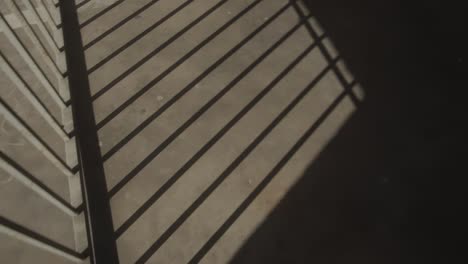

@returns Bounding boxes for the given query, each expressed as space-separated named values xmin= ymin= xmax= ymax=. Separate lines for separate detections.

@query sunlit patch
xmin=0 ymin=0 xmax=366 ymax=263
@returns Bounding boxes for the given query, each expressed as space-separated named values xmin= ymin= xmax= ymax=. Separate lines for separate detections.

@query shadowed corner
xmin=226 ymin=0 xmax=467 ymax=263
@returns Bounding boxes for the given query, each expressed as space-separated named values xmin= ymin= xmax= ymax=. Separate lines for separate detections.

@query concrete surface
xmin=1 ymin=0 xmax=360 ymax=263
xmin=78 ymin=0 xmax=359 ymax=263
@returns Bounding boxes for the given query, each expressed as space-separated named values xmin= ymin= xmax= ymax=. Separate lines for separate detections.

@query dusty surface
xmin=78 ymin=0 xmax=358 ymax=263
xmin=1 ymin=0 xmax=359 ymax=263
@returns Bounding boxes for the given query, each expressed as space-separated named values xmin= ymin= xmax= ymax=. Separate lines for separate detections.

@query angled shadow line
xmin=87 ymin=0 xmax=196 ymax=75
xmin=26 ymin=0 xmax=63 ymax=51
xmin=79 ymin=0 xmax=126 ymax=28
xmin=0 ymin=215 xmax=86 ymax=260
xmin=76 ymin=0 xmax=91 ymax=9
xmin=188 ymin=82 xmax=357 ymax=264
xmin=0 ymin=151 xmax=81 ymax=214
xmin=99 ymin=1 xmax=289 ymax=160
xmin=134 ymin=54 xmax=340 ymax=264
xmin=113 ymin=25 xmax=321 ymax=239
xmin=7 ymin=1 xmax=66 ymax=76
xmin=82 ymin=0 xmax=162 ymax=50
xmin=290 ymin=0 xmax=360 ymax=106
xmin=0 ymin=15 xmax=65 ymax=103
xmin=0 ymin=52 xmax=66 ymax=134
xmin=107 ymin=16 xmax=304 ymax=207
xmin=89 ymin=0 xmax=227 ymax=101
xmin=0 ymin=98 xmax=74 ymax=182
xmin=39 ymin=0 xmax=62 ymax=28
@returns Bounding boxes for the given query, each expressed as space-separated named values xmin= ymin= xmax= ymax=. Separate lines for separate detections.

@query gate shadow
xmin=229 ymin=0 xmax=467 ymax=263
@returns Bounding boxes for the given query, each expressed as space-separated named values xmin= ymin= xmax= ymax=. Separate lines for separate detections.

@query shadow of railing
xmin=90 ymin=0 xmax=364 ymax=262
xmin=80 ymin=0 xmax=361 ymax=262
xmin=5 ymin=0 xmax=462 ymax=262
xmin=226 ymin=0 xmax=467 ymax=263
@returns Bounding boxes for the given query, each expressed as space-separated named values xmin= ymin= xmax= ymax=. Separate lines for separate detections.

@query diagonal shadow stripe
xmin=76 ymin=0 xmax=91 ymax=9
xmin=134 ymin=55 xmax=341 ymax=264
xmin=108 ymin=15 xmax=306 ymax=203
xmin=59 ymin=0 xmax=119 ymax=261
xmin=188 ymin=82 xmax=357 ymax=263
xmin=0 ymin=52 xmax=67 ymax=136
xmin=0 ymin=14 xmax=66 ymax=104
xmin=100 ymin=1 xmax=288 ymax=160
xmin=113 ymin=22 xmax=319 ymax=238
xmin=39 ymin=0 xmax=62 ymax=28
xmin=290 ymin=0 xmax=360 ymax=106
xmin=5 ymin=2 xmax=67 ymax=79
xmin=79 ymin=0 xmax=126 ymax=28
xmin=87 ymin=0 xmax=219 ymax=98
xmin=0 ymin=99 xmax=74 ymax=176
xmin=83 ymin=0 xmax=162 ymax=50
xmin=87 ymin=0 xmax=196 ymax=75
xmin=88 ymin=0 xmax=196 ymax=75
xmin=25 ymin=0 xmax=63 ymax=51
xmin=0 ymin=151 xmax=80 ymax=215
xmin=0 ymin=216 xmax=86 ymax=260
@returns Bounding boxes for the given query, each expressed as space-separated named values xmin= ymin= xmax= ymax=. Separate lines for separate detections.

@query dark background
xmin=231 ymin=0 xmax=467 ymax=263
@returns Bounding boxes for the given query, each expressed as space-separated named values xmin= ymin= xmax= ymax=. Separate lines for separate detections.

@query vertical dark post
xmin=58 ymin=1 xmax=119 ymax=263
